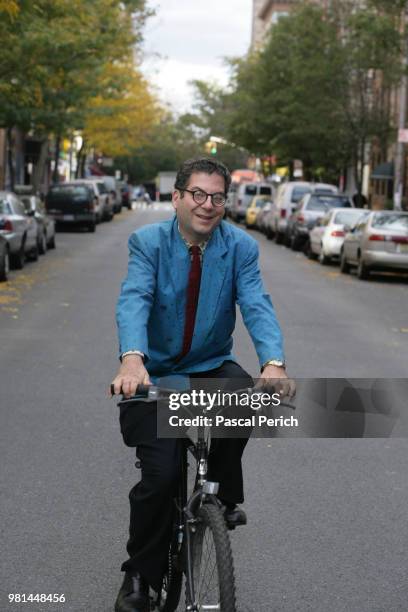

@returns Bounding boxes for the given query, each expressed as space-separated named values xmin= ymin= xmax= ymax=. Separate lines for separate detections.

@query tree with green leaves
xmin=224 ymin=3 xmax=403 ymax=191
xmin=0 ymin=0 xmax=151 ymax=188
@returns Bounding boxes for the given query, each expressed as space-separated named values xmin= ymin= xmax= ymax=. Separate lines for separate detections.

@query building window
xmin=271 ymin=11 xmax=289 ymax=24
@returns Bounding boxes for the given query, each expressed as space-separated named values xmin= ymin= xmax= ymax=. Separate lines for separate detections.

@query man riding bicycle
xmin=111 ymin=157 xmax=292 ymax=612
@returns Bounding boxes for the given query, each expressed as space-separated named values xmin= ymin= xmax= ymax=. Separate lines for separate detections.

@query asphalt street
xmin=1 ymin=204 xmax=408 ymax=612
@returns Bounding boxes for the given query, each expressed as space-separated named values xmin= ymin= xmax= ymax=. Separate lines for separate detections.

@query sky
xmin=142 ymin=0 xmax=253 ymax=113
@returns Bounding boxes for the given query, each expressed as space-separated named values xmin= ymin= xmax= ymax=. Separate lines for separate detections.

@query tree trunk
xmin=52 ymin=134 xmax=61 ymax=183
xmin=75 ymin=142 xmax=84 ymax=178
xmin=32 ymin=138 xmax=49 ymax=195
xmin=75 ymin=139 xmax=87 ymax=178
xmin=6 ymin=127 xmax=15 ymax=191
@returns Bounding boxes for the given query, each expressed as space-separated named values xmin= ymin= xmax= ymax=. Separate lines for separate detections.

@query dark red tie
xmin=178 ymin=246 xmax=202 ymax=360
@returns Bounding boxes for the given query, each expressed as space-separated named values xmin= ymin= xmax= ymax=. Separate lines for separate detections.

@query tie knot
xmin=190 ymin=245 xmax=201 ymax=259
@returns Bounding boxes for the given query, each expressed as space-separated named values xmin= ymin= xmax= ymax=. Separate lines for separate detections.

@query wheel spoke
xmin=194 ymin=523 xmax=219 ymax=608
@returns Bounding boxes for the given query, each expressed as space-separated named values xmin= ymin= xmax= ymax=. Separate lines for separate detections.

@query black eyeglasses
xmin=176 ymin=187 xmax=226 ymax=207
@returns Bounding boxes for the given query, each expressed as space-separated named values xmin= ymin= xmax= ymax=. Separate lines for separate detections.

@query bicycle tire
xmin=159 ymin=538 xmax=183 ymax=612
xmin=187 ymin=503 xmax=236 ymax=612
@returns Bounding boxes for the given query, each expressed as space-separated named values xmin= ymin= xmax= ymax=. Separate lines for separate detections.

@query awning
xmin=371 ymin=162 xmax=394 ymax=180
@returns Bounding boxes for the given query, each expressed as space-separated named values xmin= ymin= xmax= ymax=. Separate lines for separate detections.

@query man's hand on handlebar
xmin=256 ymin=364 xmax=296 ymax=399
xmin=110 ymin=354 xmax=151 ymax=398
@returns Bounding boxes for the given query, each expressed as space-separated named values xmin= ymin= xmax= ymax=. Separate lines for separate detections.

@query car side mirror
xmin=343 ymin=224 xmax=351 ymax=233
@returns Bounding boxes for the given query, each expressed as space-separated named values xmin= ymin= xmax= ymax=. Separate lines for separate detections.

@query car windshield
xmin=254 ymin=198 xmax=269 ymax=208
xmin=292 ymin=186 xmax=312 ymax=203
xmin=20 ymin=196 xmax=33 ymax=211
xmin=307 ymin=195 xmax=351 ymax=211
xmin=371 ymin=213 xmax=408 ymax=231
xmin=0 ymin=199 xmax=12 ymax=214
xmin=49 ymin=185 xmax=89 ymax=197
xmin=314 ymin=188 xmax=336 ymax=195
xmin=333 ymin=210 xmax=368 ymax=225
xmin=96 ymin=183 xmax=107 ymax=194
xmin=245 ymin=185 xmax=257 ymax=195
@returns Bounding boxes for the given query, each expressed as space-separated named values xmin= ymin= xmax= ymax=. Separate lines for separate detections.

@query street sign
xmin=398 ymin=129 xmax=408 ymax=143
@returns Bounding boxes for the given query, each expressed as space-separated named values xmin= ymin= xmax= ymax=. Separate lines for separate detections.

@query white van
xmin=271 ymin=181 xmax=338 ymax=243
xmin=230 ymin=182 xmax=274 ymax=222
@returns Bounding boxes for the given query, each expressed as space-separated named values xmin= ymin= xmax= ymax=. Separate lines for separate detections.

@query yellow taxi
xmin=245 ymin=195 xmax=273 ymax=229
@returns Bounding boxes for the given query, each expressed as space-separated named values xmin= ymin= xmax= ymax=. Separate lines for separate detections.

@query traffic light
xmin=210 ymin=143 xmax=217 ymax=155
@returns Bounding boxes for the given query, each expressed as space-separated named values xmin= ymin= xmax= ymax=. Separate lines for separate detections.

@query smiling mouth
xmin=195 ymin=213 xmax=215 ymax=220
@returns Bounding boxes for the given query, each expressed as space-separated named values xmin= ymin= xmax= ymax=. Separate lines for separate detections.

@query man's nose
xmin=201 ymin=195 xmax=214 ymax=210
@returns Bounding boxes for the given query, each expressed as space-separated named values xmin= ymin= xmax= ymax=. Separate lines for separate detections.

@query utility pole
xmin=394 ymin=4 xmax=408 ymax=210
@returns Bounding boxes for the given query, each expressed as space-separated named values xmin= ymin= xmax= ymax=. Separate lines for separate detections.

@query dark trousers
xmin=119 ymin=360 xmax=253 ymax=592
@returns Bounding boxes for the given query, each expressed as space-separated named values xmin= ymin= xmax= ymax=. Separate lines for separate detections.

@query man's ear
xmin=172 ymin=189 xmax=180 ymax=211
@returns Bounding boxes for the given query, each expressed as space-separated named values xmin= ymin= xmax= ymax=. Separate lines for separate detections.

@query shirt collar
xmin=177 ymin=223 xmax=210 ymax=254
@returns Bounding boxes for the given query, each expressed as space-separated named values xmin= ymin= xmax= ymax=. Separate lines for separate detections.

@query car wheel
xmin=11 ymin=241 xmax=25 ymax=270
xmin=48 ymin=234 xmax=56 ymax=249
xmin=305 ymin=240 xmax=317 ymax=260
xmin=340 ymin=250 xmax=350 ymax=274
xmin=0 ymin=247 xmax=9 ymax=282
xmin=275 ymin=231 xmax=283 ymax=244
xmin=284 ymin=231 xmax=292 ymax=248
xmin=88 ymin=221 xmax=96 ymax=233
xmin=357 ymin=256 xmax=369 ymax=280
xmin=29 ymin=240 xmax=39 ymax=262
xmin=290 ymin=233 xmax=301 ymax=251
xmin=266 ymin=227 xmax=274 ymax=240
xmin=318 ymin=249 xmax=331 ymax=265
xmin=38 ymin=232 xmax=47 ymax=255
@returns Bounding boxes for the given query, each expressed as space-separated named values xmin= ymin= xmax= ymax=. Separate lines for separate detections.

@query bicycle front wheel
xmin=188 ymin=503 xmax=236 ymax=612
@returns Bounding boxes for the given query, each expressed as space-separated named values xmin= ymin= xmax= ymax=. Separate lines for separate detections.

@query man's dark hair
xmin=175 ymin=157 xmax=231 ymax=194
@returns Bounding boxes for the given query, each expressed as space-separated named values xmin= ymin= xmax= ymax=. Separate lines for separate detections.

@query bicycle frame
xmin=178 ymin=426 xmax=221 ymax=611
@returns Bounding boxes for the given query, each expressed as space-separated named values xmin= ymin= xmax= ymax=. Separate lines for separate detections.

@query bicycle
xmin=112 ymin=382 xmax=295 ymax=612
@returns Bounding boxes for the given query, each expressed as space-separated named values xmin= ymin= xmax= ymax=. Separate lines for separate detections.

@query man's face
xmin=172 ymin=172 xmax=226 ymax=244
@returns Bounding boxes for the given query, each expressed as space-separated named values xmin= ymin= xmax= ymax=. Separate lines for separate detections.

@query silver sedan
xmin=0 ymin=191 xmax=38 ymax=269
xmin=340 ymin=211 xmax=408 ymax=279
xmin=309 ymin=207 xmax=368 ymax=264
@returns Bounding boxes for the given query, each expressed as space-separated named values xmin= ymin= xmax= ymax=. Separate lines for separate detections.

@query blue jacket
xmin=116 ymin=217 xmax=284 ymax=376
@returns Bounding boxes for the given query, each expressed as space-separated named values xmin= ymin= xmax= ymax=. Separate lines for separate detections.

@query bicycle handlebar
xmin=110 ymin=384 xmax=296 ymax=410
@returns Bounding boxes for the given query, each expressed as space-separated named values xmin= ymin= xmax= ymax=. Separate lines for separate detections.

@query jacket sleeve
xmin=116 ymin=232 xmax=156 ymax=360
xmin=236 ymin=238 xmax=285 ymax=367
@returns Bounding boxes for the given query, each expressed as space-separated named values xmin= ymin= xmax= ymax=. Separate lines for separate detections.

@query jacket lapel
xmin=167 ymin=218 xmax=190 ymax=326
xmin=191 ymin=226 xmax=228 ymax=349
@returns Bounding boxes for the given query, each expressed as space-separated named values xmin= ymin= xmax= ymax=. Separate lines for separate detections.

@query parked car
xmin=101 ymin=175 xmax=122 ymax=213
xmin=245 ymin=195 xmax=272 ymax=228
xmin=45 ymin=183 xmax=97 ymax=232
xmin=287 ymin=192 xmax=353 ymax=251
xmin=271 ymin=181 xmax=338 ymax=244
xmin=20 ymin=194 xmax=56 ymax=254
xmin=118 ymin=181 xmax=132 ymax=210
xmin=0 ymin=234 xmax=9 ymax=281
xmin=230 ymin=182 xmax=274 ymax=223
xmin=340 ymin=211 xmax=408 ymax=279
xmin=307 ymin=207 xmax=368 ymax=264
xmin=71 ymin=179 xmax=113 ymax=222
xmin=256 ymin=200 xmax=277 ymax=235
xmin=0 ymin=191 xmax=39 ymax=268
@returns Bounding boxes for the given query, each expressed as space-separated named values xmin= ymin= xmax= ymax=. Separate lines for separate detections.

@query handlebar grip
xmin=135 ymin=384 xmax=150 ymax=397
xmin=110 ymin=383 xmax=151 ymax=397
